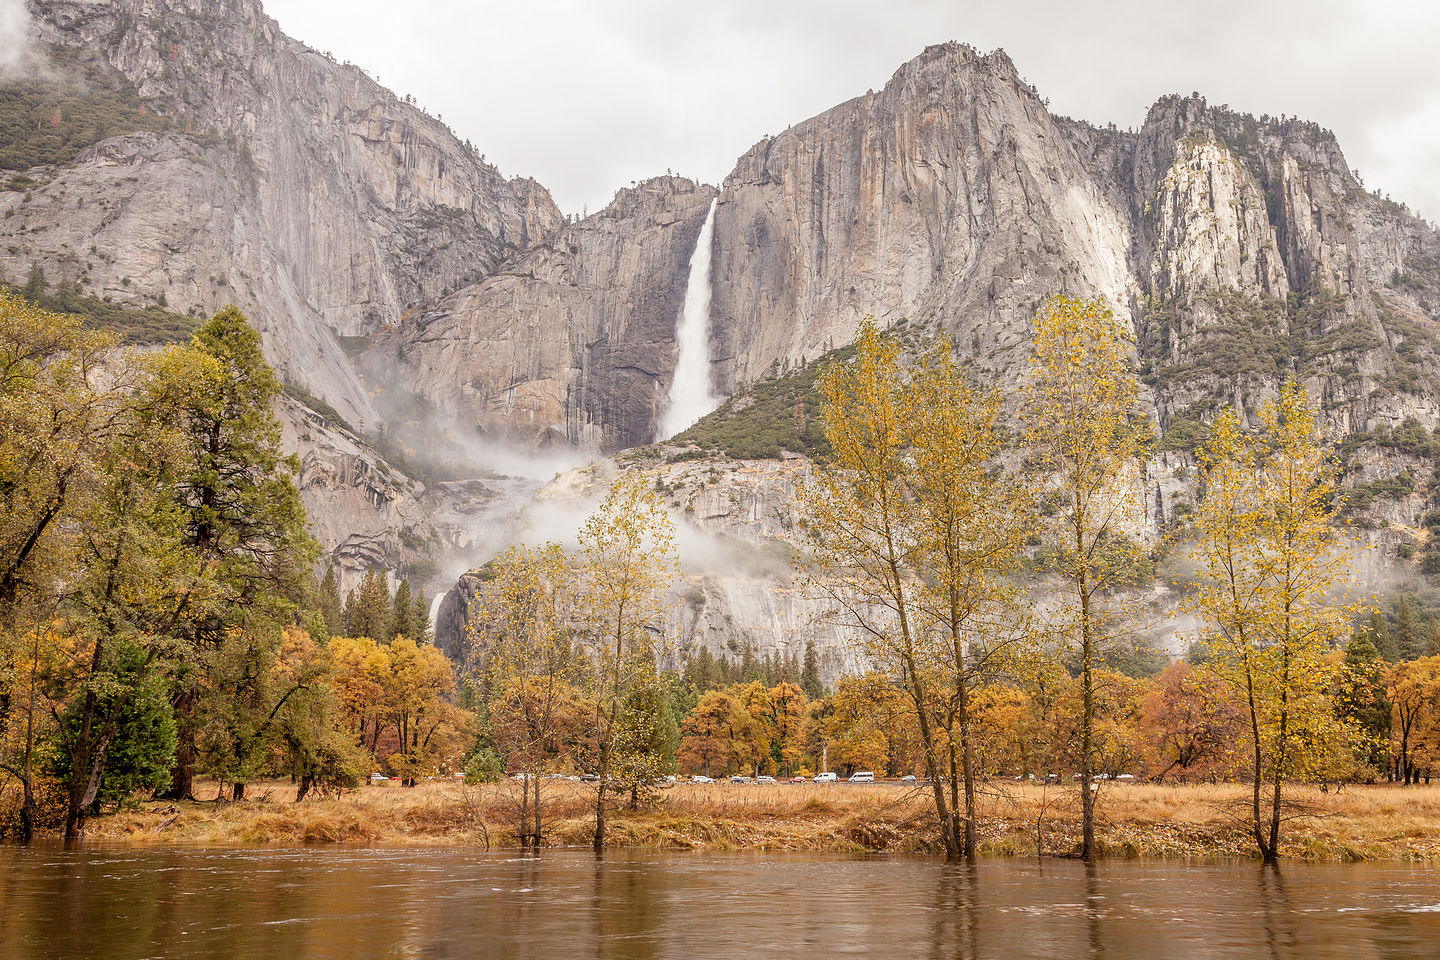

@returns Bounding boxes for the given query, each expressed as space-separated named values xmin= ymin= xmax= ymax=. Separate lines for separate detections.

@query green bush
xmin=673 ymin=345 xmax=856 ymax=460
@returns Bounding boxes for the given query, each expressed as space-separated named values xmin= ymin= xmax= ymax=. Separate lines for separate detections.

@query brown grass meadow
xmin=69 ymin=778 xmax=1440 ymax=861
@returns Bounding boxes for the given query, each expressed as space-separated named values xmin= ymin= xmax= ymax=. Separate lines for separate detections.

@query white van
xmin=848 ymin=771 xmax=875 ymax=783
xmin=813 ymin=772 xmax=838 ymax=783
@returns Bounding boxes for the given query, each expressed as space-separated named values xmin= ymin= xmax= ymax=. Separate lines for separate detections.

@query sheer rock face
xmin=705 ymin=43 xmax=1440 ymax=443
xmin=372 ymin=177 xmax=718 ymax=452
xmin=6 ymin=0 xmax=560 ymax=428
xmin=709 ymin=44 xmax=1139 ymax=395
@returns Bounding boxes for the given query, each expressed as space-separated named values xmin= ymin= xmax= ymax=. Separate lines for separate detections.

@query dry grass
xmin=75 ymin=779 xmax=1440 ymax=861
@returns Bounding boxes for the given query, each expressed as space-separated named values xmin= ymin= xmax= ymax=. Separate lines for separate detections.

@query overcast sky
xmin=265 ymin=0 xmax=1438 ymax=221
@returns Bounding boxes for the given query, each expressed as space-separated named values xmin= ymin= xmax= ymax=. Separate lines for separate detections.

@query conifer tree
xmin=1369 ymin=611 xmax=1397 ymax=661
xmin=160 ymin=306 xmax=316 ymax=800
xmin=801 ymin=638 xmax=824 ymax=699
xmin=390 ymin=577 xmax=414 ymax=640
xmin=411 ymin=587 xmax=431 ymax=644
xmin=345 ymin=567 xmax=391 ymax=640
xmin=1339 ymin=629 xmax=1391 ymax=772
xmin=317 ymin=564 xmax=342 ymax=640
xmin=1395 ymin=597 xmax=1423 ymax=661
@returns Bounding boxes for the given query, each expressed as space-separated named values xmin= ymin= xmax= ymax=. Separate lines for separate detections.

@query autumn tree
xmin=1138 ymin=661 xmax=1244 ymax=781
xmin=1021 ymin=295 xmax=1151 ymax=861
xmin=578 ymin=475 xmax=679 ymax=850
xmin=1387 ymin=657 xmax=1440 ymax=784
xmin=45 ymin=345 xmax=216 ymax=837
xmin=677 ymin=689 xmax=744 ymax=776
xmin=1189 ymin=387 xmax=1355 ymax=861
xmin=467 ymin=542 xmax=581 ymax=847
xmin=801 ymin=322 xmax=960 ymax=850
xmin=905 ymin=343 xmax=1028 ymax=857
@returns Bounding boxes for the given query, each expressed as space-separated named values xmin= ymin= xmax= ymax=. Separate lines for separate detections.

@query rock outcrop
xmin=278 ymin=396 xmax=547 ymax=596
xmin=371 ymin=176 xmax=718 ymax=451
xmin=4 ymin=0 xmax=561 ymax=427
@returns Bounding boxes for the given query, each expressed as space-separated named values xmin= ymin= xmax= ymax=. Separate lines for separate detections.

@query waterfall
xmin=657 ymin=198 xmax=721 ymax=440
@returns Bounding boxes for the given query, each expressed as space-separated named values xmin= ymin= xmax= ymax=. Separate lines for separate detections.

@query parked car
xmin=814 ymin=772 xmax=838 ymax=783
xmin=789 ymin=776 xmax=808 ymax=783
xmin=730 ymin=775 xmax=752 ymax=784
xmin=369 ymin=772 xmax=388 ymax=782
xmin=848 ymin=771 xmax=875 ymax=783
xmin=755 ymin=775 xmax=777 ymax=784
xmin=692 ymin=775 xmax=715 ymax=784
xmin=1115 ymin=774 xmax=1136 ymax=781
xmin=900 ymin=774 xmax=916 ymax=783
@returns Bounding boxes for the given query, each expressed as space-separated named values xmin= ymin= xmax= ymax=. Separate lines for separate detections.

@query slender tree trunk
xmin=16 ymin=635 xmax=41 ymax=842
xmin=950 ymin=587 xmax=978 ymax=860
xmin=1242 ymin=655 xmax=1272 ymax=861
xmin=594 ymin=705 xmax=614 ymax=853
xmin=959 ymin=687 xmax=978 ymax=860
xmin=1077 ymin=558 xmax=1096 ymax=862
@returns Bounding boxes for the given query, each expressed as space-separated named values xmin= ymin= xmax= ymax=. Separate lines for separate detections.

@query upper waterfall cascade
xmin=657 ymin=198 xmax=721 ymax=440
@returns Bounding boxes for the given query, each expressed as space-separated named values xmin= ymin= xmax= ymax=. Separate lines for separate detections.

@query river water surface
xmin=3 ymin=847 xmax=1439 ymax=959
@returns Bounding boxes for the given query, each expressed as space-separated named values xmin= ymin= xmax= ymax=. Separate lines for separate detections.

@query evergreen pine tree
xmin=159 ymin=306 xmax=316 ymax=800
xmin=390 ymin=577 xmax=414 ymax=640
xmin=22 ymin=263 xmax=45 ymax=301
xmin=1340 ymin=629 xmax=1391 ymax=772
xmin=1368 ymin=610 xmax=1398 ymax=660
xmin=317 ymin=563 xmax=342 ymax=639
xmin=342 ymin=584 xmax=359 ymax=636
xmin=1395 ymin=597 xmax=1423 ymax=660
xmin=1427 ymin=617 xmax=1440 ymax=657
xmin=342 ymin=567 xmax=391 ymax=640
xmin=411 ymin=587 xmax=431 ymax=644
xmin=801 ymin=638 xmax=824 ymax=699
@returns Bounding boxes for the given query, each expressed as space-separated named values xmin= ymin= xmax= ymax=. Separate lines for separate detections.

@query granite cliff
xmin=4 ymin=0 xmax=560 ymax=430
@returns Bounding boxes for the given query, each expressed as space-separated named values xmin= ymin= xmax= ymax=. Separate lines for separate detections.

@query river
xmin=3 ymin=847 xmax=1439 ymax=958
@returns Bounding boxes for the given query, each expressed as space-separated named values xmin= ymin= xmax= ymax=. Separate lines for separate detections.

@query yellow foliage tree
xmin=1189 ymin=384 xmax=1356 ymax=861
xmin=1021 ymin=294 xmax=1151 ymax=861
xmin=466 ymin=541 xmax=581 ymax=847
xmin=905 ymin=343 xmax=1029 ymax=857
xmin=578 ymin=475 xmax=679 ymax=850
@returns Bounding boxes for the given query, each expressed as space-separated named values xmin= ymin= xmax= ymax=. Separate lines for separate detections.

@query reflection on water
xmin=3 ymin=847 xmax=1440 ymax=959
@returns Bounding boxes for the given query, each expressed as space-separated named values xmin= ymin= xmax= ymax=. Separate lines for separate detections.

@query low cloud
xmin=0 ymin=0 xmax=43 ymax=81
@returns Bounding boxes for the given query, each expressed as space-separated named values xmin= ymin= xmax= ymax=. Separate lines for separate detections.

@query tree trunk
xmin=1078 ymin=560 xmax=1096 ymax=862
xmin=593 ymin=706 xmax=614 ymax=853
xmin=158 ymin=687 xmax=199 ymax=800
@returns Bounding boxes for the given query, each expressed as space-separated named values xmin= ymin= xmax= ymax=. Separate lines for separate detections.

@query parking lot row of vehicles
xmin=691 ymin=771 xmax=876 ymax=784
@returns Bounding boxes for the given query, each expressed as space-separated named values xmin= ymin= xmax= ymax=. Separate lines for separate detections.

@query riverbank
xmin=50 ymin=780 xmax=1440 ymax=861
